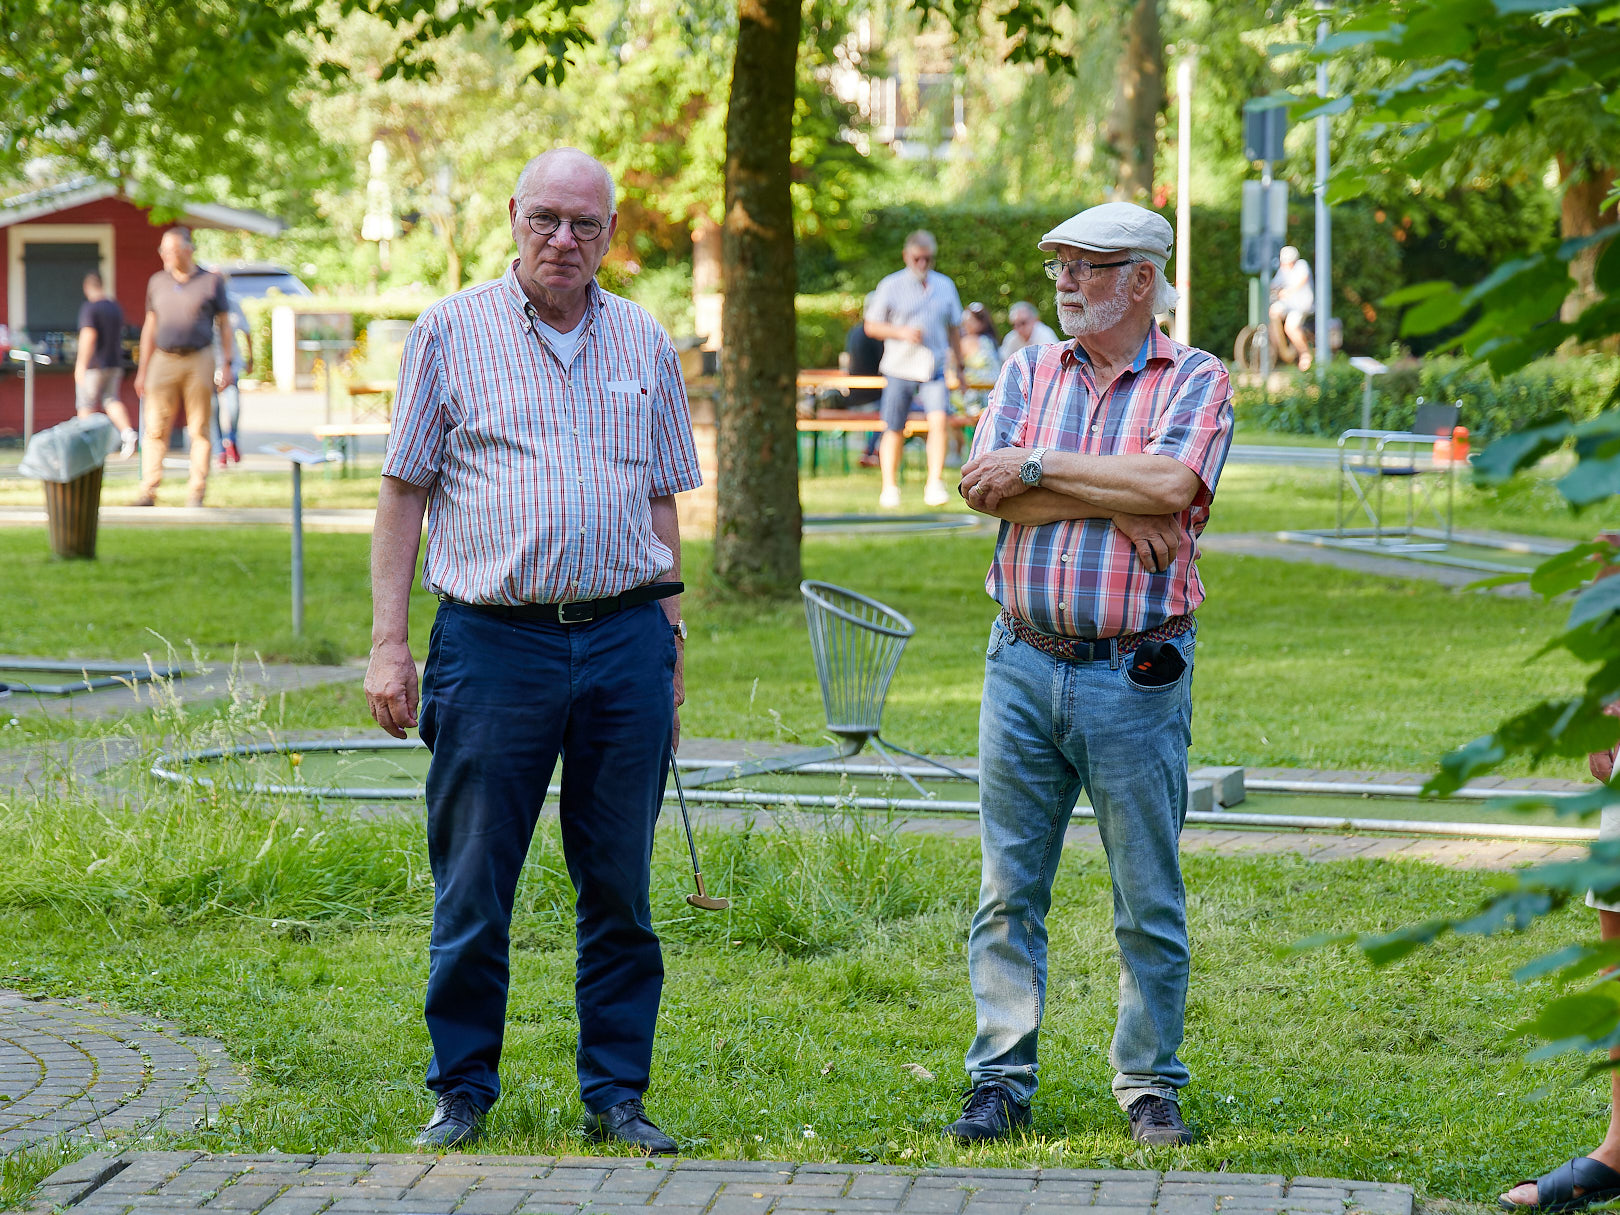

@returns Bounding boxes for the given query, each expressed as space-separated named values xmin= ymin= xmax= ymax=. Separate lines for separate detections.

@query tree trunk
xmin=715 ymin=0 xmax=802 ymax=596
xmin=1104 ymin=0 xmax=1165 ymax=202
xmin=1557 ymin=153 xmax=1617 ymax=326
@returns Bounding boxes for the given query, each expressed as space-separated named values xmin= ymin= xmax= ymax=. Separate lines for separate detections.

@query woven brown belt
xmin=999 ymin=610 xmax=1194 ymax=663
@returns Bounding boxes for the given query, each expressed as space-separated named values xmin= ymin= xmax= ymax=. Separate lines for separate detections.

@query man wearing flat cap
xmin=949 ymin=201 xmax=1233 ymax=1147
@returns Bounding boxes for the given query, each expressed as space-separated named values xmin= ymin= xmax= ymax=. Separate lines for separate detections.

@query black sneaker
xmin=583 ymin=1097 xmax=678 ymax=1155
xmin=414 ymin=1091 xmax=484 ymax=1150
xmin=1127 ymin=1094 xmax=1191 ymax=1146
xmin=946 ymin=1082 xmax=1032 ymax=1143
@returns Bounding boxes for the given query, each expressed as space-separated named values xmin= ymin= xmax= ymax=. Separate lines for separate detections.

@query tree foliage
xmin=1306 ymin=0 xmax=1620 ymax=1069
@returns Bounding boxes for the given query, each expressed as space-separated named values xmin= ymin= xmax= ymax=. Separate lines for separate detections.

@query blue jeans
xmin=965 ymin=615 xmax=1195 ymax=1112
xmin=210 ymin=383 xmax=240 ymax=447
xmin=418 ymin=599 xmax=676 ymax=1114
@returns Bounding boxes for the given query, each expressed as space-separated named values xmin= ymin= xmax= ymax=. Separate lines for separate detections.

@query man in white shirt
xmin=1268 ymin=246 xmax=1314 ymax=370
xmin=998 ymin=300 xmax=1059 ymax=360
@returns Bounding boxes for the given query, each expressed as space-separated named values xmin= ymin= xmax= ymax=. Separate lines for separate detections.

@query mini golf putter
xmin=669 ymin=748 xmax=730 ymax=911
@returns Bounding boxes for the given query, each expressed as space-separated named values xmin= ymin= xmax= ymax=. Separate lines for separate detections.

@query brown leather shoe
xmin=130 ymin=494 xmax=155 ymax=507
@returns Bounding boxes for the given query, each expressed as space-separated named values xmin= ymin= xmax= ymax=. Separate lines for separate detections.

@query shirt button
xmin=1060 ymin=554 xmax=1068 ymax=563
xmin=1058 ymin=602 xmax=1067 ymax=612
xmin=577 ymin=476 xmax=584 ymax=484
xmin=573 ymin=427 xmax=579 ymax=435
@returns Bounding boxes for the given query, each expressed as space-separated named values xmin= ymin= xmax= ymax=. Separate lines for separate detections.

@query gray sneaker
xmin=414 ymin=1092 xmax=484 ymax=1150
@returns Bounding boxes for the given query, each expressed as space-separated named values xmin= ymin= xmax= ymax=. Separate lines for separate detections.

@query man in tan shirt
xmin=133 ymin=227 xmax=234 ymax=507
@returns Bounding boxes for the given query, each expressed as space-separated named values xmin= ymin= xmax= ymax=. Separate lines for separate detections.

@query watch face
xmin=1020 ymin=460 xmax=1041 ymax=485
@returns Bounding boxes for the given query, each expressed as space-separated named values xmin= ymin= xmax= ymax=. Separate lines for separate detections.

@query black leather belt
xmin=444 ymin=581 xmax=682 ymax=624
xmin=157 ymin=345 xmax=203 ymax=355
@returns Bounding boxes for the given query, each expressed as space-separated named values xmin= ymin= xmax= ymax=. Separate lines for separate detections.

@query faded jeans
xmin=965 ymin=614 xmax=1195 ymax=1112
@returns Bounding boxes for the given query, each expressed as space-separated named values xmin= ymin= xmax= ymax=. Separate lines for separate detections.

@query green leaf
xmin=1559 ymin=455 xmax=1620 ymax=507
xmin=1383 ymin=280 xmax=1459 ymax=307
xmin=1569 ymin=576 xmax=1620 ymax=630
xmin=1465 ymin=570 xmax=1533 ymax=590
xmin=1325 ymin=174 xmax=1369 ymax=205
xmin=1528 ymin=542 xmax=1614 ymax=597
xmin=1401 ymin=289 xmax=1471 ymax=335
xmin=1360 ymin=919 xmax=1450 ymax=965
xmin=1473 ymin=415 xmax=1575 ymax=482
xmin=1522 ymin=989 xmax=1620 ymax=1040
xmin=1597 ymin=239 xmax=1620 ymax=296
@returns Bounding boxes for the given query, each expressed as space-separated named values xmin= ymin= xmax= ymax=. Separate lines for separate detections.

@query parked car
xmin=213 ymin=262 xmax=313 ymax=376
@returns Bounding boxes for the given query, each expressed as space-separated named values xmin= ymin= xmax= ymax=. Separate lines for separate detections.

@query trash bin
xmin=18 ymin=414 xmax=119 ymax=559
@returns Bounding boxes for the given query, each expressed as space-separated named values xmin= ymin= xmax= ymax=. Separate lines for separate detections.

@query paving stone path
xmin=27 ymin=1152 xmax=1415 ymax=1215
xmin=0 ymin=991 xmax=245 ymax=1158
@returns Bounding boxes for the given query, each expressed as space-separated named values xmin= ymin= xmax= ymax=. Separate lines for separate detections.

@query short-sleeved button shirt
xmin=866 ymin=268 xmax=963 ymax=378
xmin=382 ymin=264 xmax=703 ymax=606
xmin=970 ymin=326 xmax=1234 ymax=639
xmin=145 ymin=268 xmax=228 ymax=352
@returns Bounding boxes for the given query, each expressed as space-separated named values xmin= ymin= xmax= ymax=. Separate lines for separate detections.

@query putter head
xmin=686 ymin=893 xmax=731 ymax=911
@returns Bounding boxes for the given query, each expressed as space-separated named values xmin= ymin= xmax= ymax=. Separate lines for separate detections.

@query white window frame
xmin=6 ymin=223 xmax=116 ymax=334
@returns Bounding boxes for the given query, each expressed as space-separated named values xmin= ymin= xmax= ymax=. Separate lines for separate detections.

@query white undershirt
xmin=531 ymin=314 xmax=583 ymax=366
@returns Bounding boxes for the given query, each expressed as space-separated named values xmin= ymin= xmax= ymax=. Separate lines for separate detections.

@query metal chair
xmin=676 ymin=580 xmax=971 ymax=795
xmin=797 ymin=580 xmax=972 ymax=794
xmin=1335 ymin=400 xmax=1461 ymax=551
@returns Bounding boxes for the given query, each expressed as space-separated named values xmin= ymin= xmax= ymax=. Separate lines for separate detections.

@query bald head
xmin=515 ymin=149 xmax=615 ymax=214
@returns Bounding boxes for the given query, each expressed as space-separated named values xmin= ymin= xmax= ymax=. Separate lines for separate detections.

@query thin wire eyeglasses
xmin=525 ymin=212 xmax=606 ymax=241
xmin=1043 ymin=257 xmax=1131 ymax=282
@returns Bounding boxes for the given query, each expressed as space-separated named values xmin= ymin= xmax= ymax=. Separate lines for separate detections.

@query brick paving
xmin=24 ymin=1153 xmax=1414 ymax=1215
xmin=0 ymin=991 xmax=245 ymax=1158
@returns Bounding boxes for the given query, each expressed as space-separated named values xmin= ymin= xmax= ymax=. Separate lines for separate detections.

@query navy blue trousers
xmin=418 ymin=599 xmax=675 ymax=1114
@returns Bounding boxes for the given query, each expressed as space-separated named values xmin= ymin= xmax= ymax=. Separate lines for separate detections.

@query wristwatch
xmin=1019 ymin=446 xmax=1048 ymax=486
xmin=673 ymin=618 xmax=688 ymax=641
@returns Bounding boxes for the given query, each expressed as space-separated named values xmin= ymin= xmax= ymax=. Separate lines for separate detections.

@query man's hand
xmin=959 ymin=446 xmax=1033 ymax=512
xmin=215 ymin=365 xmax=235 ymax=390
xmin=134 ymin=368 xmax=146 ymax=397
xmin=365 ymin=640 xmax=419 ymax=738
xmin=1113 ymin=513 xmax=1181 ymax=573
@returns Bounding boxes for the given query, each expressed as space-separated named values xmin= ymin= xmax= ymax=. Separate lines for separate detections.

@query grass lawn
xmin=0 ymin=775 xmax=1609 ymax=1205
xmin=0 ymin=510 xmax=1592 ymax=776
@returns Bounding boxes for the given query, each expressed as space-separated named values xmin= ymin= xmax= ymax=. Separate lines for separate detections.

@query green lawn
xmin=0 ymin=516 xmax=1591 ymax=776
xmin=0 ymin=777 xmax=1609 ymax=1205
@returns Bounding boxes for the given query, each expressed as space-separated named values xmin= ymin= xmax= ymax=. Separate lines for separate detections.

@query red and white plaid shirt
xmin=970 ymin=326 xmax=1233 ymax=639
xmin=383 ymin=263 xmax=703 ymax=605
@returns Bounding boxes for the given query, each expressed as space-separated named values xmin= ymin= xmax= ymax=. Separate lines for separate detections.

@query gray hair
xmin=1008 ymin=300 xmax=1037 ymax=322
xmin=904 ymin=229 xmax=937 ymax=254
xmin=515 ymin=148 xmax=616 ymax=214
xmin=1129 ymin=253 xmax=1178 ymax=315
xmin=161 ymin=226 xmax=193 ymax=247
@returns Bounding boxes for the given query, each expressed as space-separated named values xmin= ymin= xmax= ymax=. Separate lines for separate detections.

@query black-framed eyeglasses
xmin=525 ymin=211 xmax=605 ymax=241
xmin=1043 ymin=257 xmax=1131 ymax=282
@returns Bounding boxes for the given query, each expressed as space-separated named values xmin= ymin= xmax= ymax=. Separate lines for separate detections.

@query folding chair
xmin=1335 ymin=400 xmax=1460 ymax=550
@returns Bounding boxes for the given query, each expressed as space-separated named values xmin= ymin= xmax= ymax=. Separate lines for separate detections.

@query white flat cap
xmin=1039 ymin=201 xmax=1174 ymax=270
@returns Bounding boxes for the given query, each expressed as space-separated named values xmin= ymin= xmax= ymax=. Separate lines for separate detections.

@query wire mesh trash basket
xmin=799 ymin=580 xmax=972 ymax=793
xmin=801 ymin=580 xmax=914 ymax=741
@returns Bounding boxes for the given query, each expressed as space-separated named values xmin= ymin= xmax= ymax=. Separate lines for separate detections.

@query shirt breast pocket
xmin=606 ymin=378 xmax=653 ymax=465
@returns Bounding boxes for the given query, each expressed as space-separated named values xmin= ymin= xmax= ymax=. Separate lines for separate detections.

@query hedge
xmin=803 ymin=200 xmax=1408 ymax=361
xmin=1237 ymin=354 xmax=1620 ymax=442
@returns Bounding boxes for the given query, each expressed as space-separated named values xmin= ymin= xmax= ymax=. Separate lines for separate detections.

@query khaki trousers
xmin=140 ymin=350 xmax=214 ymax=500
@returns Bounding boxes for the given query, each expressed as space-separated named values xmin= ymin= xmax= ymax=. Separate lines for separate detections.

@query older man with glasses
xmin=950 ymin=201 xmax=1233 ymax=1147
xmin=366 ymin=147 xmax=701 ymax=1155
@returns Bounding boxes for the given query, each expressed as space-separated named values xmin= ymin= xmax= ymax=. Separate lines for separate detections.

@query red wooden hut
xmin=0 ymin=177 xmax=282 ymax=438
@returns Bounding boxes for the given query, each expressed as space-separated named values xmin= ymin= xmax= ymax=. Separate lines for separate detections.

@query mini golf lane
xmin=150 ymin=741 xmax=1597 ymax=842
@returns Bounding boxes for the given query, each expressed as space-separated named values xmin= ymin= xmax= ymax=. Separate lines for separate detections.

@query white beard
xmin=1056 ymin=277 xmax=1131 ymax=337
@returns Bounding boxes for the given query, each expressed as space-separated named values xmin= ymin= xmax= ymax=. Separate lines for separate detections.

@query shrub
xmin=1237 ymin=353 xmax=1620 ymax=441
xmin=797 ymin=293 xmax=863 ymax=368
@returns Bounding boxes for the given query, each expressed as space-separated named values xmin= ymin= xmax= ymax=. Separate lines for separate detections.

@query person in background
xmin=843 ymin=300 xmax=885 ymax=469
xmin=958 ymin=302 xmax=1002 ymax=412
xmin=133 ymin=227 xmax=234 ymax=507
xmin=75 ymin=272 xmax=137 ymax=459
xmin=999 ymin=300 xmax=1059 ymax=361
xmin=210 ymin=307 xmax=247 ymax=467
xmin=1268 ymin=245 xmax=1314 ymax=371
xmin=865 ymin=230 xmax=964 ymax=509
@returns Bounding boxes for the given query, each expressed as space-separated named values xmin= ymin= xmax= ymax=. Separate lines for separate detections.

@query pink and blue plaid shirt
xmin=383 ymin=263 xmax=703 ymax=605
xmin=970 ymin=326 xmax=1233 ymax=639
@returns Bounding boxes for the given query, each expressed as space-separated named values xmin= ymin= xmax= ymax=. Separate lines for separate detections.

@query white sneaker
xmin=119 ymin=429 xmax=138 ymax=460
xmin=879 ymin=485 xmax=902 ymax=509
xmin=923 ymin=480 xmax=950 ymax=506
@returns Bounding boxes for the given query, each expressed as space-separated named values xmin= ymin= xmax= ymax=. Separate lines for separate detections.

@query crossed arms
xmin=957 ymin=448 xmax=1203 ymax=573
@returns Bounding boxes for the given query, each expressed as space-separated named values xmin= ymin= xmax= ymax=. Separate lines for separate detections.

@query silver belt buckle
xmin=557 ymin=601 xmax=595 ymax=624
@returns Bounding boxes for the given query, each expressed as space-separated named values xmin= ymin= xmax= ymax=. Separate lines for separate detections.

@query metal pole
xmin=1258 ymin=158 xmax=1274 ymax=381
xmin=1314 ymin=0 xmax=1333 ymax=374
xmin=291 ymin=461 xmax=305 ymax=636
xmin=22 ymin=354 xmax=35 ymax=445
xmin=1174 ymin=57 xmax=1194 ymax=346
